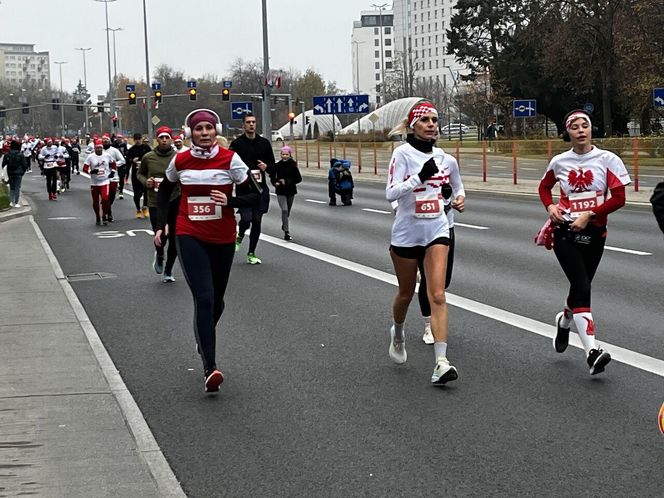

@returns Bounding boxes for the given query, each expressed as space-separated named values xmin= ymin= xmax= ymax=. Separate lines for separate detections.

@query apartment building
xmin=0 ymin=43 xmax=50 ymax=87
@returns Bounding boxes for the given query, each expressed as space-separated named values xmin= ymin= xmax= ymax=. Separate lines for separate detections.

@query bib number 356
xmin=187 ymin=196 xmax=222 ymax=221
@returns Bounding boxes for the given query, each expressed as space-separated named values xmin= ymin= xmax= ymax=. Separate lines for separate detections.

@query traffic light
xmin=97 ymin=101 xmax=105 ymax=113
xmin=52 ymin=98 xmax=60 ymax=111
xmin=154 ymin=90 xmax=162 ymax=104
xmin=189 ymin=88 xmax=197 ymax=101
xmin=222 ymin=88 xmax=230 ymax=101
xmin=22 ymin=103 xmax=29 ymax=114
xmin=128 ymin=91 xmax=137 ymax=105
xmin=288 ymin=111 xmax=295 ymax=124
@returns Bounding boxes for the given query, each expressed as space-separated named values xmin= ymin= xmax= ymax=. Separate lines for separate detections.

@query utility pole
xmin=75 ymin=48 xmax=91 ymax=136
xmin=371 ymin=3 xmax=388 ymax=106
xmin=142 ymin=0 xmax=153 ymax=138
xmin=54 ymin=61 xmax=67 ymax=135
xmin=261 ymin=0 xmax=272 ymax=139
xmin=107 ymin=27 xmax=123 ymax=131
xmin=94 ymin=0 xmax=117 ymax=131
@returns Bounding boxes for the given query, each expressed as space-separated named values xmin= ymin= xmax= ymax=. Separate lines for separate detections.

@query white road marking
xmin=260 ymin=233 xmax=664 ymax=378
xmin=48 ymin=216 xmax=79 ymax=220
xmin=306 ymin=199 xmax=326 ymax=204
xmin=454 ymin=222 xmax=489 ymax=230
xmin=522 ymin=167 xmax=537 ymax=171
xmin=605 ymin=246 xmax=652 ymax=256
xmin=362 ymin=208 xmax=391 ymax=214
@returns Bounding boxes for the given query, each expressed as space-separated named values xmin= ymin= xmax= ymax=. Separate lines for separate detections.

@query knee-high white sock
xmin=393 ymin=321 xmax=405 ymax=342
xmin=573 ymin=310 xmax=597 ymax=353
xmin=559 ymin=302 xmax=573 ymax=328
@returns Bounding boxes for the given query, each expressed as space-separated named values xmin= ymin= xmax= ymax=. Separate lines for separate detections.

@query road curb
xmin=0 ymin=199 xmax=31 ymax=223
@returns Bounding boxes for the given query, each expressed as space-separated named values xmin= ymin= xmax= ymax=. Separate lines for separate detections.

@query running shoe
xmin=204 ymin=369 xmax=224 ymax=393
xmin=107 ymin=214 xmax=114 ymax=223
xmin=153 ymin=253 xmax=164 ymax=274
xmin=388 ymin=325 xmax=407 ymax=364
xmin=234 ymin=236 xmax=243 ymax=252
xmin=135 ymin=210 xmax=143 ymax=219
xmin=431 ymin=357 xmax=458 ymax=385
xmin=142 ymin=206 xmax=150 ymax=218
xmin=118 ymin=193 xmax=124 ymax=200
xmin=247 ymin=253 xmax=262 ymax=265
xmin=96 ymin=219 xmax=101 ymax=226
xmin=553 ymin=312 xmax=570 ymax=353
xmin=587 ymin=348 xmax=611 ymax=375
xmin=284 ymin=231 xmax=293 ymax=241
xmin=162 ymin=273 xmax=175 ymax=283
xmin=422 ymin=323 xmax=434 ymax=345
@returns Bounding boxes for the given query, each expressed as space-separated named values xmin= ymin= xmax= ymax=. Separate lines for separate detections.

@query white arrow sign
xmin=358 ymin=103 xmax=369 ymax=112
xmin=347 ymin=97 xmax=354 ymax=110
xmin=314 ymin=105 xmax=325 ymax=114
xmin=325 ymin=98 xmax=333 ymax=113
xmin=336 ymin=98 xmax=344 ymax=113
xmin=656 ymin=97 xmax=664 ymax=106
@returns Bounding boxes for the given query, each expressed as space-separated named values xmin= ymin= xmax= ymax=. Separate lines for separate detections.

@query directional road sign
xmin=512 ymin=99 xmax=537 ymax=117
xmin=187 ymin=80 xmax=197 ymax=89
xmin=583 ymin=102 xmax=594 ymax=114
xmin=312 ymin=94 xmax=370 ymax=115
xmin=223 ymin=80 xmax=233 ymax=89
xmin=151 ymin=82 xmax=161 ymax=91
xmin=653 ymin=88 xmax=664 ymax=108
xmin=231 ymin=101 xmax=253 ymax=120
xmin=125 ymin=84 xmax=135 ymax=92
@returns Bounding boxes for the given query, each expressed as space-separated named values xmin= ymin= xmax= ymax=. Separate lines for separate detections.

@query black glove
xmin=91 ymin=168 xmax=99 ymax=175
xmin=417 ymin=158 xmax=438 ymax=183
xmin=441 ymin=182 xmax=453 ymax=200
xmin=108 ymin=170 xmax=115 ymax=178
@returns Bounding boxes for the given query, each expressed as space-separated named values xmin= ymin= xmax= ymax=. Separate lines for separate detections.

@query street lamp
xmin=75 ymin=47 xmax=91 ymax=135
xmin=142 ymin=0 xmax=153 ymax=138
xmin=371 ymin=3 xmax=388 ymax=106
xmin=94 ymin=0 xmax=117 ymax=130
xmin=352 ymin=40 xmax=365 ymax=93
xmin=261 ymin=0 xmax=272 ymax=138
xmin=106 ymin=27 xmax=123 ymax=88
xmin=54 ymin=61 xmax=67 ymax=135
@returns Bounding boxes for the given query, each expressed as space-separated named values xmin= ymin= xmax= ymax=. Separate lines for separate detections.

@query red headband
xmin=409 ymin=103 xmax=438 ymax=128
xmin=565 ymin=112 xmax=591 ymax=130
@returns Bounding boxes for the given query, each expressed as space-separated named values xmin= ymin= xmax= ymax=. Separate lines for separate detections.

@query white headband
xmin=565 ymin=112 xmax=591 ymax=130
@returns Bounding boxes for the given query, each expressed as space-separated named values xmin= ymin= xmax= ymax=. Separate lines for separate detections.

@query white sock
xmin=573 ymin=311 xmax=597 ymax=353
xmin=434 ymin=341 xmax=447 ymax=360
xmin=559 ymin=303 xmax=573 ymax=328
xmin=423 ymin=316 xmax=431 ymax=328
xmin=393 ymin=321 xmax=405 ymax=342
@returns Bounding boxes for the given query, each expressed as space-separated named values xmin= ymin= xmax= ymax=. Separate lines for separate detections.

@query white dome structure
xmin=276 ymin=110 xmax=342 ymax=140
xmin=338 ymin=97 xmax=427 ymax=135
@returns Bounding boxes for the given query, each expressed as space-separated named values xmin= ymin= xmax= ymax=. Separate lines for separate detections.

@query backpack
xmin=651 ymin=181 xmax=664 ymax=234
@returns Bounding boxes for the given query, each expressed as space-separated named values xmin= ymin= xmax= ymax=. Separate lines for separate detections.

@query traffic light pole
xmin=142 ymin=0 xmax=153 ymax=138
xmin=261 ymin=0 xmax=272 ymax=139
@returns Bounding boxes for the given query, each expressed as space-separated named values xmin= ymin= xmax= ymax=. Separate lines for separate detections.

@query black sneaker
xmin=284 ymin=231 xmax=293 ymax=241
xmin=553 ymin=312 xmax=570 ymax=353
xmin=329 ymin=200 xmax=336 ymax=206
xmin=587 ymin=348 xmax=611 ymax=375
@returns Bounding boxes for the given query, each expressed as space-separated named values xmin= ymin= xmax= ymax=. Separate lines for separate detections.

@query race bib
xmin=187 ymin=196 xmax=222 ymax=221
xmin=414 ymin=191 xmax=442 ymax=218
xmin=153 ymin=177 xmax=163 ymax=191
xmin=568 ymin=191 xmax=604 ymax=218
xmin=251 ymin=169 xmax=262 ymax=182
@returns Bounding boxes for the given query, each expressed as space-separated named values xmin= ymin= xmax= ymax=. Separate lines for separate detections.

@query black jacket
xmin=269 ymin=158 xmax=302 ymax=196
xmin=229 ymin=134 xmax=275 ymax=186
xmin=2 ymin=150 xmax=27 ymax=177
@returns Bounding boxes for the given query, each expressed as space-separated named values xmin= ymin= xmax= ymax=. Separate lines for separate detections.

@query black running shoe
xmin=284 ymin=231 xmax=293 ymax=241
xmin=553 ymin=312 xmax=570 ymax=353
xmin=587 ymin=348 xmax=611 ymax=375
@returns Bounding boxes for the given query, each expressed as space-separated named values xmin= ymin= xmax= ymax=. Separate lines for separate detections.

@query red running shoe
xmin=204 ymin=369 xmax=224 ymax=393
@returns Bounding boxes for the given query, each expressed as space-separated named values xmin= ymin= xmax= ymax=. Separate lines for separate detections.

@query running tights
xmin=132 ymin=169 xmax=147 ymax=210
xmin=277 ymin=194 xmax=295 ymax=232
xmin=44 ymin=169 xmax=57 ymax=195
xmin=238 ymin=209 xmax=263 ymax=254
xmin=553 ymin=224 xmax=606 ymax=309
xmin=177 ymin=235 xmax=235 ymax=372
xmin=149 ymin=198 xmax=179 ymax=274
xmin=418 ymin=227 xmax=455 ymax=317
xmin=91 ymin=185 xmax=110 ymax=221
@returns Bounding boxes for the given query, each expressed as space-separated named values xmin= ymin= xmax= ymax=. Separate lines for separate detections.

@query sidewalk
xmin=0 ymin=214 xmax=184 ymax=497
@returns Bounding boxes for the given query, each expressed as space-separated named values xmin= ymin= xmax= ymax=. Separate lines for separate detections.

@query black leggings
xmin=118 ymin=165 xmax=128 ymax=193
xmin=238 ymin=209 xmax=264 ymax=254
xmin=149 ymin=198 xmax=179 ymax=273
xmin=553 ymin=224 xmax=606 ymax=310
xmin=45 ymin=168 xmax=58 ymax=194
xmin=418 ymin=227 xmax=455 ymax=317
xmin=131 ymin=168 xmax=148 ymax=210
xmin=176 ymin=235 xmax=235 ymax=372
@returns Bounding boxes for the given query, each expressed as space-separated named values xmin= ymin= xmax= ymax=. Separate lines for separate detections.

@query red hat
xmin=156 ymin=126 xmax=172 ymax=138
xmin=173 ymin=134 xmax=182 ymax=141
xmin=188 ymin=110 xmax=218 ymax=130
xmin=102 ymin=133 xmax=111 ymax=140
xmin=93 ymin=139 xmax=103 ymax=147
xmin=45 ymin=137 xmax=53 ymax=144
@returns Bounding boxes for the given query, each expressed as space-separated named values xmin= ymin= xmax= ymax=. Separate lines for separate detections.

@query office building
xmin=0 ymin=43 xmax=50 ymax=87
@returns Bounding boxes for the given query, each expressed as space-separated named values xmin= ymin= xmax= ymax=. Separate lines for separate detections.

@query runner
xmin=54 ymin=138 xmax=70 ymax=194
xmin=114 ymin=134 xmax=129 ymax=199
xmin=38 ymin=138 xmax=68 ymax=200
xmin=70 ymin=136 xmax=82 ymax=175
xmin=173 ymin=134 xmax=189 ymax=153
xmin=230 ymin=112 xmax=275 ymax=264
xmin=537 ymin=109 xmax=631 ymax=375
xmin=137 ymin=126 xmax=180 ymax=282
xmin=269 ymin=145 xmax=302 ymax=241
xmin=153 ymin=109 xmax=261 ymax=393
xmin=125 ymin=132 xmax=152 ymax=218
xmin=82 ymin=139 xmax=116 ymax=225
xmin=385 ymin=101 xmax=459 ymax=385
xmin=101 ymin=134 xmax=126 ymax=222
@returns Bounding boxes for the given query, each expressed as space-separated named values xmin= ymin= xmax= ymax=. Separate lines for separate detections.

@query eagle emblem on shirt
xmin=568 ymin=168 xmax=594 ymax=192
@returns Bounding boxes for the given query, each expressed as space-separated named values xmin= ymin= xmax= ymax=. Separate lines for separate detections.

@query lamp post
xmin=74 ymin=48 xmax=91 ymax=136
xmin=106 ymin=27 xmax=123 ymax=132
xmin=142 ymin=0 xmax=153 ymax=138
xmin=352 ymin=40 xmax=365 ymax=93
xmin=371 ymin=3 xmax=388 ymax=106
xmin=94 ymin=0 xmax=117 ymax=131
xmin=261 ymin=0 xmax=272 ymax=139
xmin=54 ymin=61 xmax=67 ymax=135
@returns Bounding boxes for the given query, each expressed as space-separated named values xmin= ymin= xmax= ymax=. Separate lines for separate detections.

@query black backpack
xmin=651 ymin=181 xmax=664 ymax=234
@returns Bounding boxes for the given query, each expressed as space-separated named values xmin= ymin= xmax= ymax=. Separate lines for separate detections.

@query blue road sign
xmin=583 ymin=102 xmax=594 ymax=114
xmin=187 ymin=80 xmax=197 ymax=89
xmin=151 ymin=82 xmax=161 ymax=91
xmin=231 ymin=101 xmax=253 ymax=120
xmin=653 ymin=88 xmax=664 ymax=108
xmin=512 ymin=99 xmax=537 ymax=117
xmin=223 ymin=80 xmax=233 ymax=89
xmin=125 ymin=84 xmax=135 ymax=92
xmin=312 ymin=95 xmax=370 ymax=115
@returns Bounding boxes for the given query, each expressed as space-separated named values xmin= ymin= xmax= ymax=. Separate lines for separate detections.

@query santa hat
xmin=156 ymin=126 xmax=172 ymax=138
xmin=93 ymin=139 xmax=103 ymax=147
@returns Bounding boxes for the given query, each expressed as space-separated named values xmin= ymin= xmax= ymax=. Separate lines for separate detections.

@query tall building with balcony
xmin=351 ymin=9 xmax=394 ymax=106
xmin=0 ymin=43 xmax=50 ymax=88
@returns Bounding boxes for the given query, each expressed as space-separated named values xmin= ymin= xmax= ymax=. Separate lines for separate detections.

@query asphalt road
xmin=23 ymin=169 xmax=664 ymax=497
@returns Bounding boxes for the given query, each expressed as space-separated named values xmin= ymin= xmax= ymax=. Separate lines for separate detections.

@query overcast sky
xmin=2 ymin=0 xmax=379 ymax=97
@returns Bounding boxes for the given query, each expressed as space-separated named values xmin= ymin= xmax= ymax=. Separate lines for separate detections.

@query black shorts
xmin=390 ymin=236 xmax=450 ymax=260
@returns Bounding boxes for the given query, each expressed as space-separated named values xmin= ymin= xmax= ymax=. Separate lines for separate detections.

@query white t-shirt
xmin=84 ymin=152 xmax=115 ymax=186
xmin=386 ymin=142 xmax=462 ymax=247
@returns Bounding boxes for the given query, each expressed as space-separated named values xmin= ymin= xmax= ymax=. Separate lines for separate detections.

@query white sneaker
xmin=422 ymin=323 xmax=434 ymax=344
xmin=431 ymin=356 xmax=458 ymax=385
xmin=388 ymin=325 xmax=407 ymax=364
